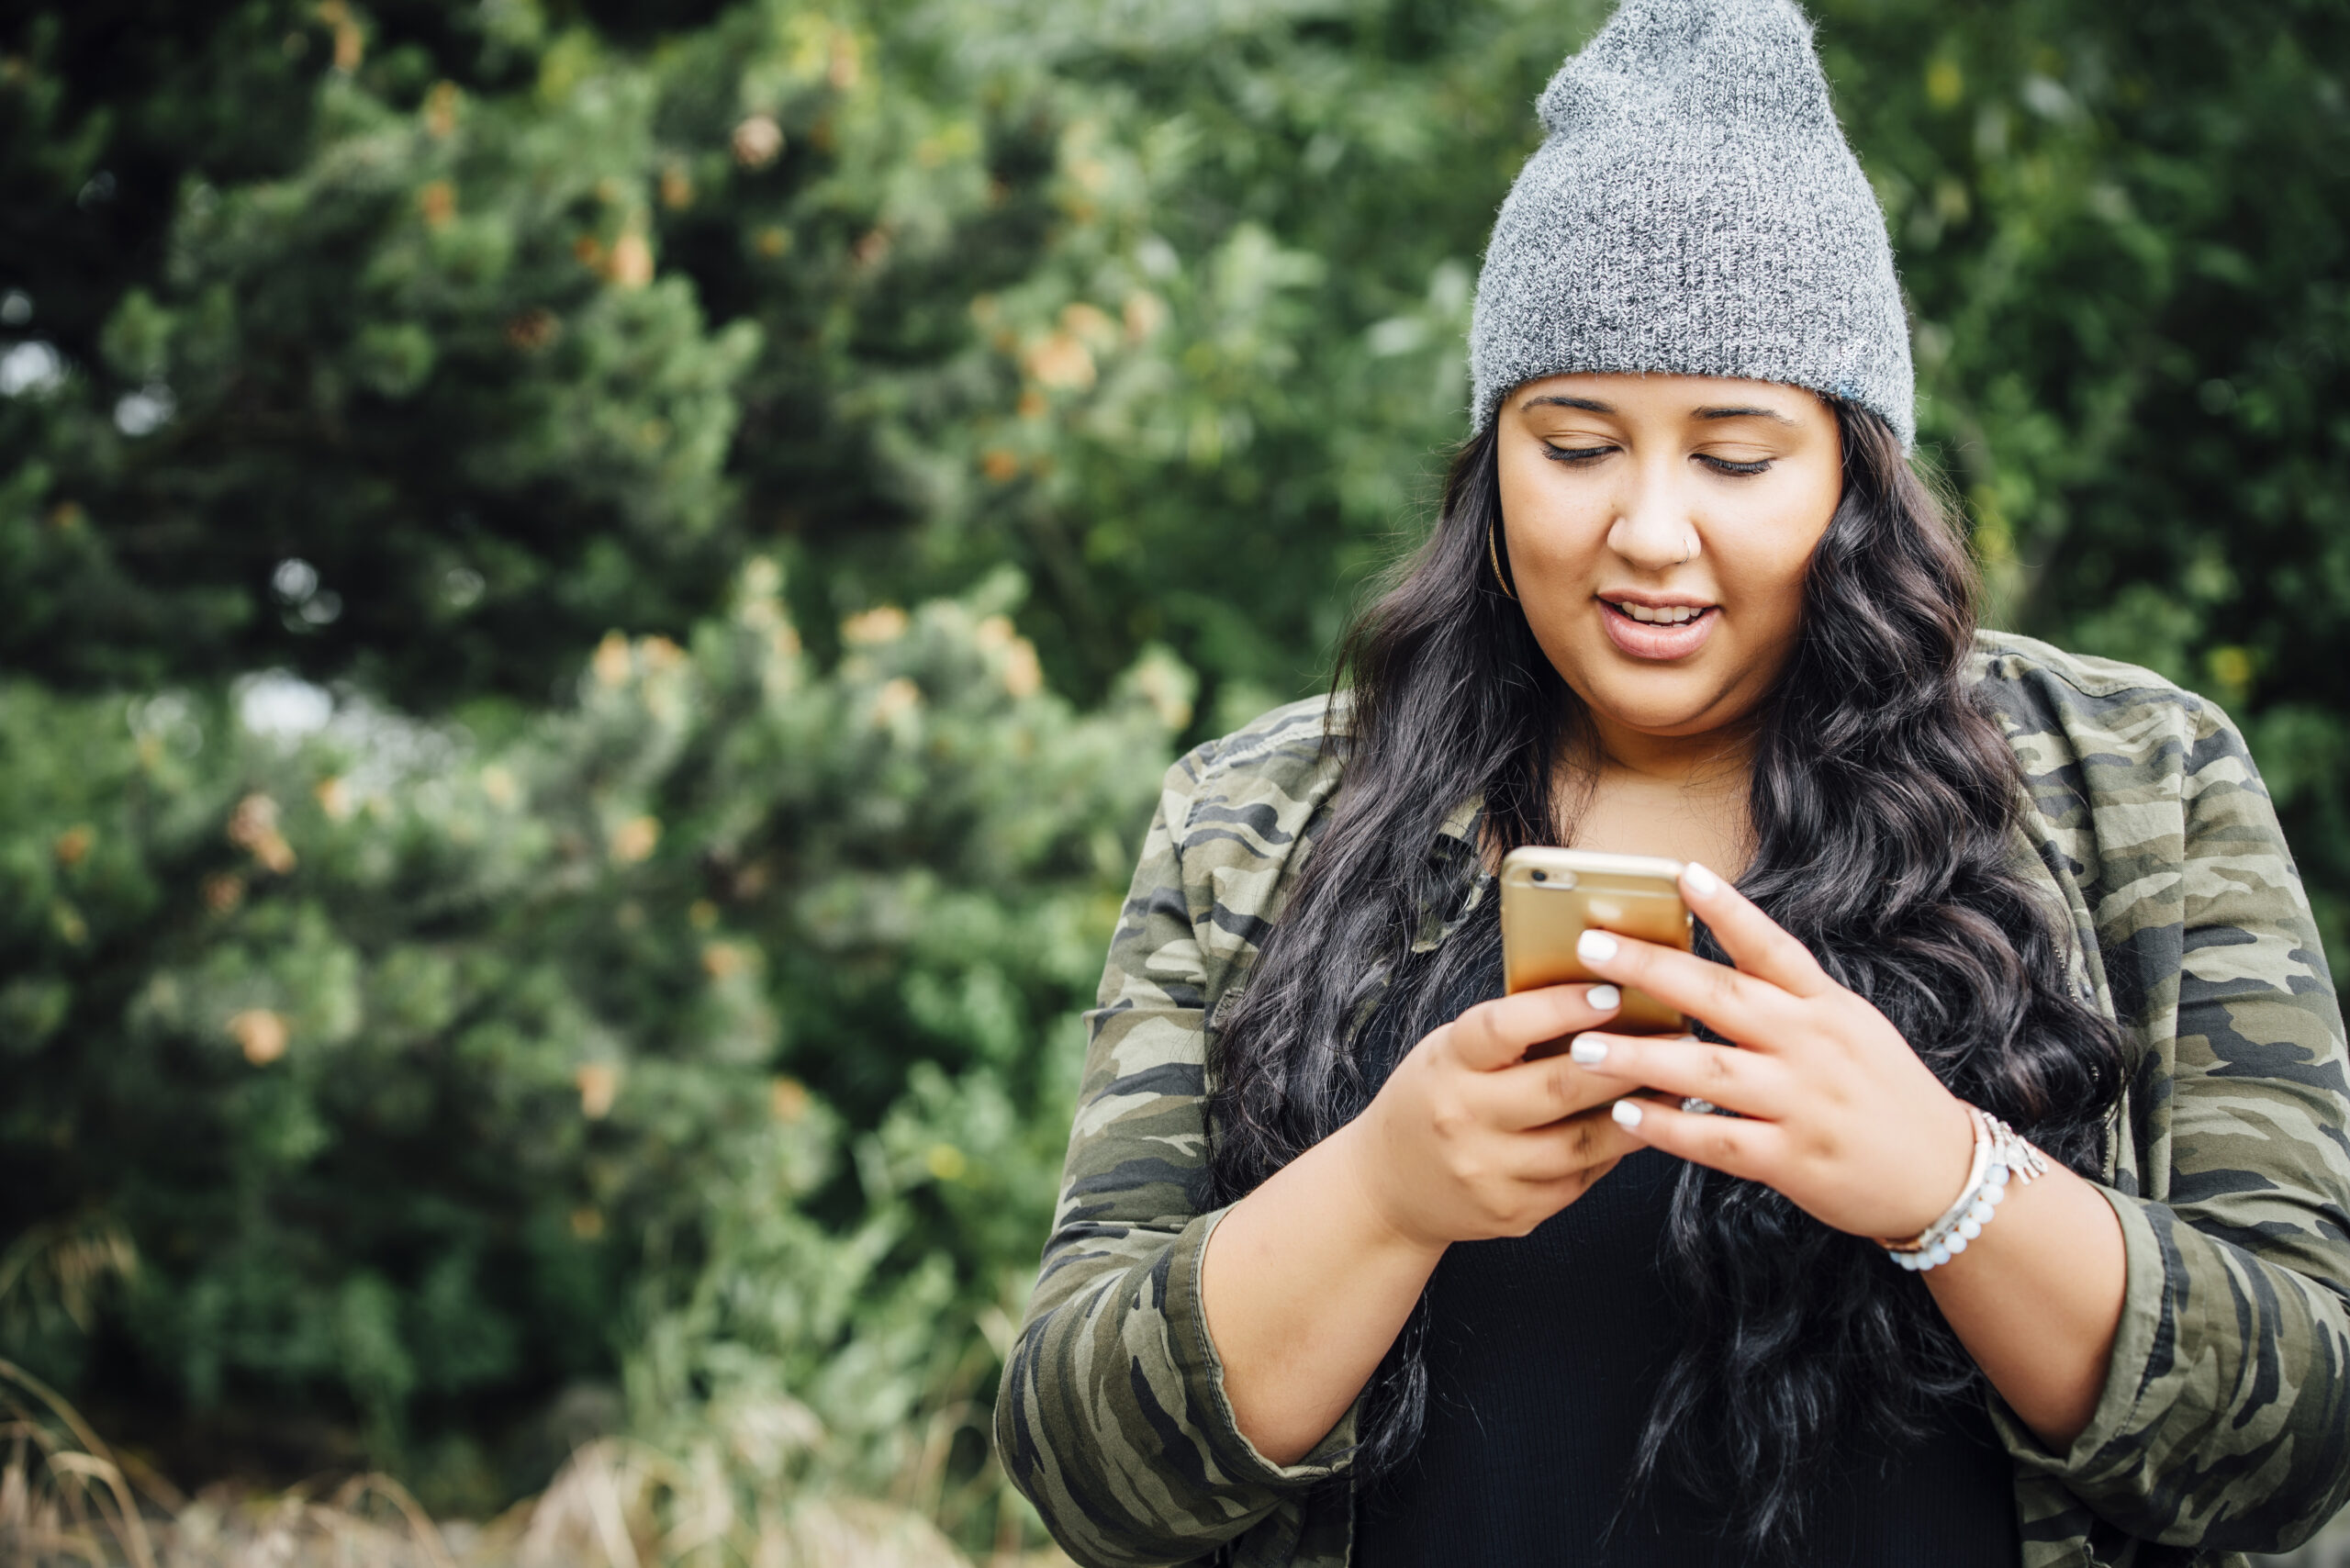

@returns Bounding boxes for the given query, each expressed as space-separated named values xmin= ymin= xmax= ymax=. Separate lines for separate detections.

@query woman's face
xmin=1494 ymin=373 xmax=1844 ymax=745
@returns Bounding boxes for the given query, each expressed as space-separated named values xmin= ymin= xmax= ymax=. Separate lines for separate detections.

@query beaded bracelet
xmin=1883 ymin=1106 xmax=2048 ymax=1272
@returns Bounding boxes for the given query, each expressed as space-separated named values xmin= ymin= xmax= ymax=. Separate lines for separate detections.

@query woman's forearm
xmin=1201 ymin=984 xmax=1630 ymax=1464
xmin=1561 ymin=868 xmax=2131 ymax=1450
xmin=1199 ymin=1119 xmax=1447 ymax=1466
xmin=1924 ymin=1159 xmax=2127 ymax=1449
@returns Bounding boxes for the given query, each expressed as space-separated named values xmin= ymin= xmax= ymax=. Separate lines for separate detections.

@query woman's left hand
xmin=1566 ymin=862 xmax=1976 ymax=1243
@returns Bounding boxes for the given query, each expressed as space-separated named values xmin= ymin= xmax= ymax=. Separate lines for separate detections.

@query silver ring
xmin=1679 ymin=1096 xmax=1722 ymax=1115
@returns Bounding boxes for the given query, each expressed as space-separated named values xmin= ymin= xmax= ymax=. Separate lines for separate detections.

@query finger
xmin=1445 ymin=982 xmax=1625 ymax=1071
xmin=1679 ymin=862 xmax=1833 ymax=999
xmin=1509 ymin=1106 xmax=1640 ymax=1184
xmin=1608 ymin=1093 xmax=1785 ymax=1182
xmin=1570 ymin=927 xmax=1790 ymax=1045
xmin=1483 ymin=1047 xmax=1630 ymax=1130
xmin=1568 ymin=1033 xmax=1794 ymax=1122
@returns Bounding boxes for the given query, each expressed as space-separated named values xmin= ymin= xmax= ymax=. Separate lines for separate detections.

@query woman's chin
xmin=1542 ymin=629 xmax=1788 ymax=744
xmin=1572 ymin=671 xmax=1752 ymax=742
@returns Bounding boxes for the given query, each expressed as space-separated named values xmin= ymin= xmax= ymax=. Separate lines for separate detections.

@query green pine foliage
xmin=0 ymin=562 xmax=1181 ymax=1528
xmin=2 ymin=0 xmax=2345 ymax=1544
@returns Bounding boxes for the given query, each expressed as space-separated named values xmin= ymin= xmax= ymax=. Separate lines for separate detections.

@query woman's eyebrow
xmin=1522 ymin=394 xmax=1616 ymax=414
xmin=1693 ymin=405 xmax=1798 ymax=425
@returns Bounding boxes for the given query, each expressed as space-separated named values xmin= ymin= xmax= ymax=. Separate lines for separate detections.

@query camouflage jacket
xmin=996 ymin=632 xmax=2350 ymax=1568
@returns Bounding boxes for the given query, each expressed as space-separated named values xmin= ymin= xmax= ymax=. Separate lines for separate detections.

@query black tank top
xmin=1352 ymin=937 xmax=2020 ymax=1568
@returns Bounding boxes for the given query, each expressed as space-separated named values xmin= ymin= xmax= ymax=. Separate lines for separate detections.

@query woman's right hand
xmin=1336 ymin=981 xmax=1644 ymax=1251
xmin=1202 ymin=979 xmax=1642 ymax=1463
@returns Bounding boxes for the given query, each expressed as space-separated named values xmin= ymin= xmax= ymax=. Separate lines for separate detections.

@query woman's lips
xmin=1599 ymin=599 xmax=1719 ymax=660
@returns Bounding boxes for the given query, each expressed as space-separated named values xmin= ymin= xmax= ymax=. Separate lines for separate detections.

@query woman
xmin=997 ymin=1 xmax=2350 ymax=1563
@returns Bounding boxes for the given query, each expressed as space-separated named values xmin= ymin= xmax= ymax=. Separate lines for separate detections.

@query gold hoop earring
xmin=1487 ymin=519 xmax=1518 ymax=601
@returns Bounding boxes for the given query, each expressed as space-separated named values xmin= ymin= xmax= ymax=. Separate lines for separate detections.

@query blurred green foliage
xmin=0 ymin=557 xmax=1183 ymax=1531
xmin=0 ymin=0 xmax=2344 ymax=1544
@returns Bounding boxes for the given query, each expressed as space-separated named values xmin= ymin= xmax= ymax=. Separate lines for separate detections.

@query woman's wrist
xmin=1882 ymin=1103 xmax=2050 ymax=1271
xmin=1883 ymin=1091 xmax=1981 ymax=1242
xmin=1325 ymin=1115 xmax=1453 ymax=1262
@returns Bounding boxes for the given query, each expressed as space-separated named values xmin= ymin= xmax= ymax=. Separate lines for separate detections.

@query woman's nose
xmin=1604 ymin=466 xmax=1695 ymax=571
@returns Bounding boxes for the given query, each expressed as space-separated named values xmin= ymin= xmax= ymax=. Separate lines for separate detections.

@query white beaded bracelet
xmin=1883 ymin=1106 xmax=2048 ymax=1272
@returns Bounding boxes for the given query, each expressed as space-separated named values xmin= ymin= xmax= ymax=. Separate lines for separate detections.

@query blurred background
xmin=1 ymin=0 xmax=2345 ymax=1562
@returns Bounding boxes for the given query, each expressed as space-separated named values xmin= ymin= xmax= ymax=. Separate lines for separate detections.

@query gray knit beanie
xmin=1468 ymin=0 xmax=1915 ymax=447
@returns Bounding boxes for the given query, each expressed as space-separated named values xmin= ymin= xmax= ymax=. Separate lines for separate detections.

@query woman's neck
xmin=1556 ymin=710 xmax=1758 ymax=876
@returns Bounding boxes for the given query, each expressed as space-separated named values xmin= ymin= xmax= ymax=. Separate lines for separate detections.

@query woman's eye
xmin=1698 ymin=454 xmax=1774 ymax=476
xmin=1541 ymin=442 xmax=1615 ymax=465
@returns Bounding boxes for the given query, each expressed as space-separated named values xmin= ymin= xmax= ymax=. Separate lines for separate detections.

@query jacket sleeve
xmin=994 ymin=749 xmax=1355 ymax=1568
xmin=1997 ymin=694 xmax=2350 ymax=1553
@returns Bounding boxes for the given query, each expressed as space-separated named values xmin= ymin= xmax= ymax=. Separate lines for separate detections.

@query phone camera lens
xmin=1531 ymin=870 xmax=1547 ymax=882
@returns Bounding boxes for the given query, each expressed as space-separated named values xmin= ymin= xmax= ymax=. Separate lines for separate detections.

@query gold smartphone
xmin=1498 ymin=847 xmax=1693 ymax=1036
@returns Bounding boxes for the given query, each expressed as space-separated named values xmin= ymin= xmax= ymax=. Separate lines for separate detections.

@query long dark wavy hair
xmin=1204 ymin=402 xmax=2125 ymax=1554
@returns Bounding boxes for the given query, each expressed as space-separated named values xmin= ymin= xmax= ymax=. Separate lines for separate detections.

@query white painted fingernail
xmin=1586 ymin=984 xmax=1621 ymax=1012
xmin=1571 ymin=1037 xmax=1608 ymax=1066
xmin=1684 ymin=862 xmax=1720 ymax=897
xmin=1577 ymin=929 xmax=1618 ymax=963
xmin=1611 ymin=1099 xmax=1644 ymax=1128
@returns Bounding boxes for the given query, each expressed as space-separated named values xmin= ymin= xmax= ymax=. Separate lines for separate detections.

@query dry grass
xmin=0 ymin=1361 xmax=1070 ymax=1568
xmin=17 ymin=1347 xmax=2341 ymax=1568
